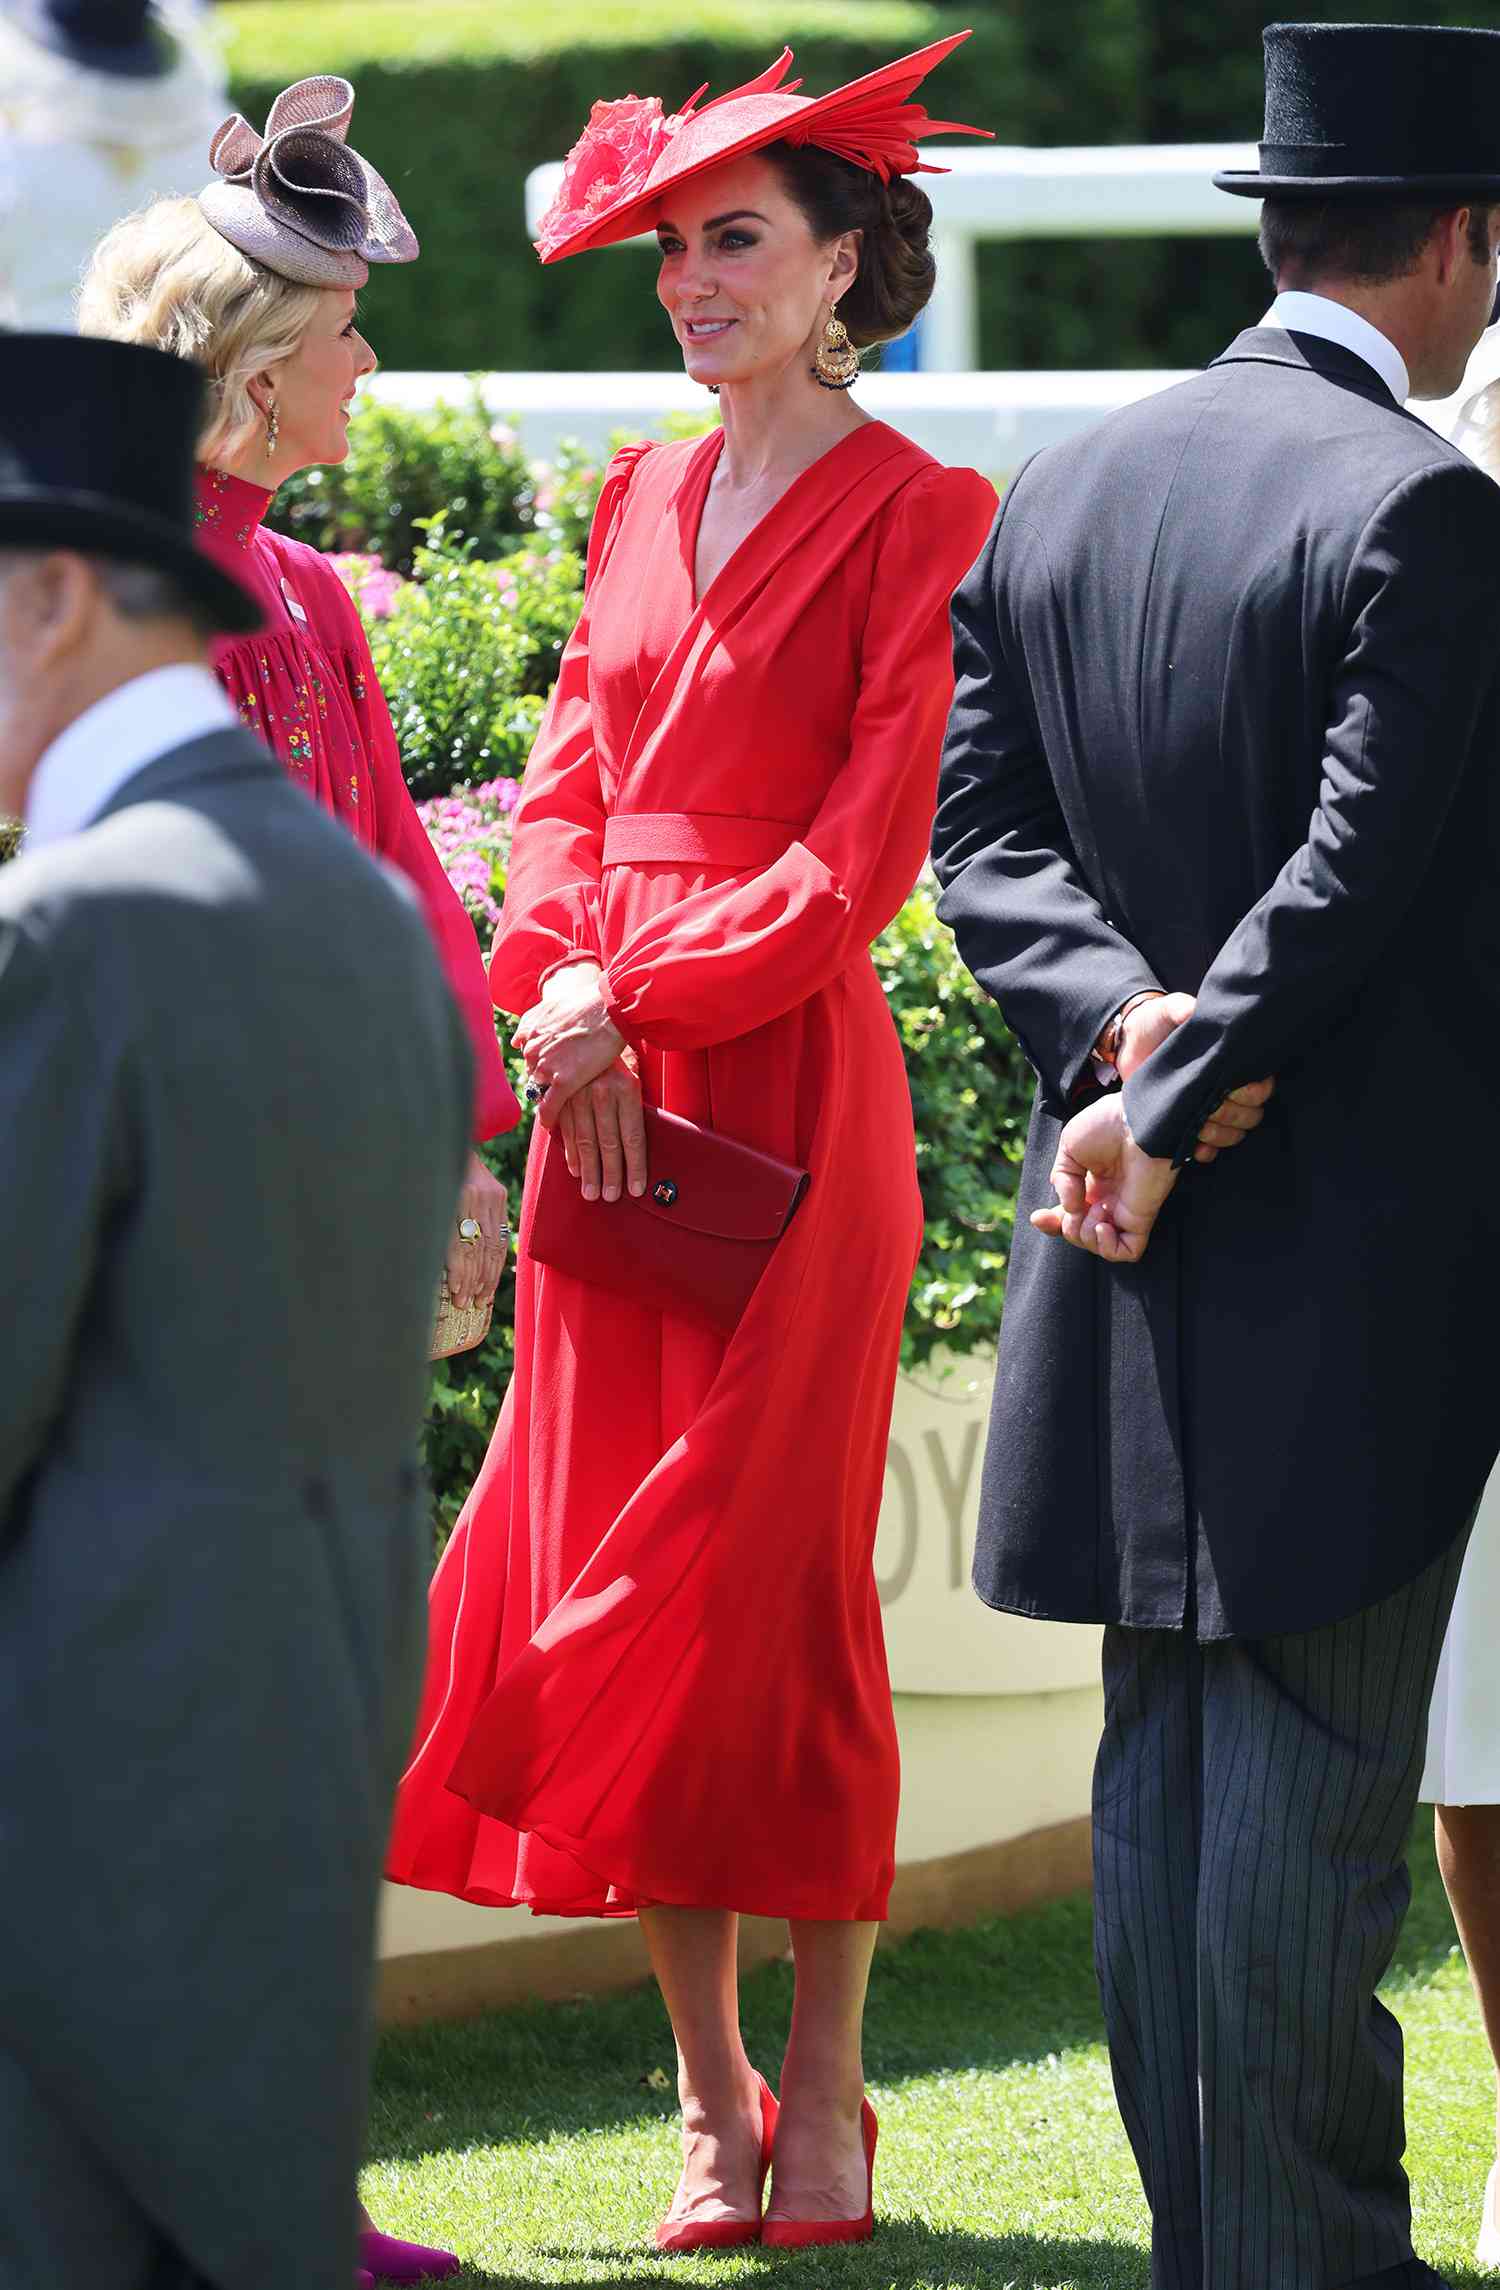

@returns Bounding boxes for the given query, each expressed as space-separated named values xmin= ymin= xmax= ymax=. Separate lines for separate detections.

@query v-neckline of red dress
xmin=685 ymin=420 xmax=886 ymax=611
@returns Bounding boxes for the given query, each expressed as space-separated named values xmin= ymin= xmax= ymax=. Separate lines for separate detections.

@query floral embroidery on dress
xmin=194 ymin=466 xmax=231 ymax=530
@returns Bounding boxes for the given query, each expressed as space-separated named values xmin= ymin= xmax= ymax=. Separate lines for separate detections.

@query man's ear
xmin=24 ymin=553 xmax=99 ymax=667
xmin=1433 ymin=206 xmax=1473 ymax=289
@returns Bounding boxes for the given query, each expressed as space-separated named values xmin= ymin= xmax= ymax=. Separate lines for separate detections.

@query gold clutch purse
xmin=430 ymin=1276 xmax=494 ymax=1361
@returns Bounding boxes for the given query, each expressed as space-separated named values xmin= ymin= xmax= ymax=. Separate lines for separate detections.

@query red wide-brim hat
xmin=534 ymin=30 xmax=991 ymax=265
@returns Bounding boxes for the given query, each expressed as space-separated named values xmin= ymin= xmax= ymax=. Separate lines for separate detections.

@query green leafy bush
xmin=268 ymin=390 xmax=612 ymax=573
xmin=270 ymin=391 xmax=537 ymax=575
xmin=365 ymin=527 xmax=584 ymax=796
xmin=877 ymin=887 xmax=1028 ymax=1369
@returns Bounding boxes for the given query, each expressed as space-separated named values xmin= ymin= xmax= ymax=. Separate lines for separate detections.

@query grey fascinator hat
xmin=198 ymin=75 xmax=419 ymax=288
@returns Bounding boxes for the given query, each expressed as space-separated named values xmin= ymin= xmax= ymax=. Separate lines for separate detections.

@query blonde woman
xmin=79 ymin=78 xmax=518 ymax=1333
xmin=79 ymin=78 xmax=518 ymax=2288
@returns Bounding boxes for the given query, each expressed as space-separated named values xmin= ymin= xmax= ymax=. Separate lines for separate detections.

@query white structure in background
xmin=526 ymin=140 xmax=1262 ymax=370
xmin=371 ymin=140 xmax=1264 ymax=474
xmin=0 ymin=1 xmax=226 ymax=329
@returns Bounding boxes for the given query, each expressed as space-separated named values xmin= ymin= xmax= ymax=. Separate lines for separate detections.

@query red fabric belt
xmin=601 ymin=812 xmax=797 ymax=870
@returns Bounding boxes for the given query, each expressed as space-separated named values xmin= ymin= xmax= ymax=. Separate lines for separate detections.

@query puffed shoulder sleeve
xmin=309 ymin=554 xmax=521 ymax=1142
xmin=601 ymin=462 xmax=999 ymax=1050
xmin=486 ymin=442 xmax=653 ymax=1017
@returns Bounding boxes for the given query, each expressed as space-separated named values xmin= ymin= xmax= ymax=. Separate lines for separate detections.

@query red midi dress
xmin=387 ymin=422 xmax=996 ymax=1921
xmin=193 ymin=466 xmax=516 ymax=1141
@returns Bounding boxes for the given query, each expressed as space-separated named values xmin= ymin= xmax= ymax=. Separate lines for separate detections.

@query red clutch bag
xmin=527 ymin=1104 xmax=810 ymax=1336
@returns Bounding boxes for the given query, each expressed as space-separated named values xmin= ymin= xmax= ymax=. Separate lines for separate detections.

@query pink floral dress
xmin=193 ymin=465 xmax=517 ymax=1141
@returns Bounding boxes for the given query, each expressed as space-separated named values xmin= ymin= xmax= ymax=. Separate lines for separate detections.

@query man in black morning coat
xmin=932 ymin=24 xmax=1500 ymax=2290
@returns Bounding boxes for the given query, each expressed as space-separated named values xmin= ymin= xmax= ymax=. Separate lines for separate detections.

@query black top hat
xmin=1216 ymin=21 xmax=1500 ymax=201
xmin=1 ymin=0 xmax=175 ymax=81
xmin=0 ymin=336 xmax=259 ymax=635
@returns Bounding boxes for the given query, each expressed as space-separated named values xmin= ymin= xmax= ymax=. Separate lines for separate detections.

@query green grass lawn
xmin=363 ymin=1822 xmax=1496 ymax=2290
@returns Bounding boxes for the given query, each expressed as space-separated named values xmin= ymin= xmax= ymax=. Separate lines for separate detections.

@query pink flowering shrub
xmin=328 ymin=551 xmax=406 ymax=621
xmin=416 ymin=777 xmax=520 ymax=947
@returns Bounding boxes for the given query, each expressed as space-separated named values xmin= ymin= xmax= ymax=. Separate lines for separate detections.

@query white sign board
xmin=876 ymin=1356 xmax=1101 ymax=1697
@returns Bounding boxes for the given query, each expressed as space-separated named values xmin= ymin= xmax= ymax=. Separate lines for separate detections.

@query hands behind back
xmin=1033 ymin=991 xmax=1275 ymax=1263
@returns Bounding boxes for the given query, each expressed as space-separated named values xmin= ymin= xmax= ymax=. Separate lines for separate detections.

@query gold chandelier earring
xmin=264 ymin=400 xmax=280 ymax=459
xmin=812 ymin=311 xmax=860 ymax=391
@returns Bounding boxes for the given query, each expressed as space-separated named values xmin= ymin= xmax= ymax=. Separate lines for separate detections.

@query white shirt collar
xmin=1261 ymin=291 xmax=1411 ymax=407
xmin=25 ymin=664 xmax=235 ymax=852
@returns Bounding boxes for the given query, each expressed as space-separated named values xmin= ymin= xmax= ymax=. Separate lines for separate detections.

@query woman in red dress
xmin=79 ymin=78 xmax=518 ymax=1324
xmin=78 ymin=80 xmax=518 ymax=2288
xmin=389 ymin=35 xmax=996 ymax=2250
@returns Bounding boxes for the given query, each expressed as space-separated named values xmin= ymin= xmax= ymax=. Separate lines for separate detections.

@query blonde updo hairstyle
xmin=77 ymin=196 xmax=324 ymax=465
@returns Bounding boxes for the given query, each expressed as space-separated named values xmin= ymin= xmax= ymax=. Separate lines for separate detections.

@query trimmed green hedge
xmin=222 ymin=0 xmax=1500 ymax=377
xmin=224 ymin=3 xmax=1022 ymax=373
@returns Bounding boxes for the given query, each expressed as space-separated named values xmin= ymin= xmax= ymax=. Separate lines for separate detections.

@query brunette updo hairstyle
xmin=764 ymin=143 xmax=936 ymax=348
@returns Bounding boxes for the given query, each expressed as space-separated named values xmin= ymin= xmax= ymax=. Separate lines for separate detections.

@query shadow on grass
xmin=368 ymin=1821 xmax=1460 ymax=2169
xmin=368 ymin=1887 xmax=1108 ymax=2166
xmin=455 ymin=2224 xmax=1150 ymax=2290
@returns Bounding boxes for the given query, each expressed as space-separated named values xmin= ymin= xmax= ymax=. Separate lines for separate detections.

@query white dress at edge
xmin=1414 ymin=326 xmax=1500 ymax=1808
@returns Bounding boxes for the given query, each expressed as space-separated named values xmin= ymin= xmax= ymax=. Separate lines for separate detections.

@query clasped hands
xmin=1032 ymin=991 xmax=1274 ymax=1266
xmin=512 ymin=960 xmax=648 ymax=1203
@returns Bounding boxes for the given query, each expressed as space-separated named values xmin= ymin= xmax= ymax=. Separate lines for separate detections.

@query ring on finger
xmin=458 ymin=1216 xmax=482 ymax=1245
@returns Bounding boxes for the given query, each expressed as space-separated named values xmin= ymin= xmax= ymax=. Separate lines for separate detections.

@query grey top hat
xmin=198 ymin=76 xmax=419 ymax=289
xmin=0 ymin=0 xmax=174 ymax=80
xmin=1216 ymin=21 xmax=1500 ymax=201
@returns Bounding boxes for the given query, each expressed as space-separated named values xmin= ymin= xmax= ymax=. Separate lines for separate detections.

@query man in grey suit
xmin=0 ymin=334 xmax=472 ymax=2288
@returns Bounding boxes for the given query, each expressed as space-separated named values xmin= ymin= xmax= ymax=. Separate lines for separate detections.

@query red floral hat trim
xmin=534 ymin=31 xmax=990 ymax=265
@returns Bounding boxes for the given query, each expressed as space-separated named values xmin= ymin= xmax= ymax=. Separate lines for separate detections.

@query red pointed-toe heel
xmin=762 ymin=2097 xmax=878 ymax=2249
xmin=653 ymin=2070 xmax=779 ymax=2254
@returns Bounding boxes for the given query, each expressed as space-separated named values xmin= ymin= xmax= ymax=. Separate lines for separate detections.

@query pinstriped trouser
xmin=1093 ymin=1533 xmax=1470 ymax=2290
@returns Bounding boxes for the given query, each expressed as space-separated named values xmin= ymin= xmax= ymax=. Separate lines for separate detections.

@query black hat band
xmin=1259 ymin=140 xmax=1495 ymax=180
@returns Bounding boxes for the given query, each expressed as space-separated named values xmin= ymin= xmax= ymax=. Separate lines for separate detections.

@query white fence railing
xmin=524 ymin=141 xmax=1262 ymax=370
xmin=369 ymin=367 xmax=1195 ymax=477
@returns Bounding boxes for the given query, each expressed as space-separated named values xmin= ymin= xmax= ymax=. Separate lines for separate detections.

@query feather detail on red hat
xmin=533 ymin=29 xmax=991 ymax=264
xmin=694 ymin=48 xmax=805 ymax=112
xmin=784 ymin=96 xmax=986 ymax=180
